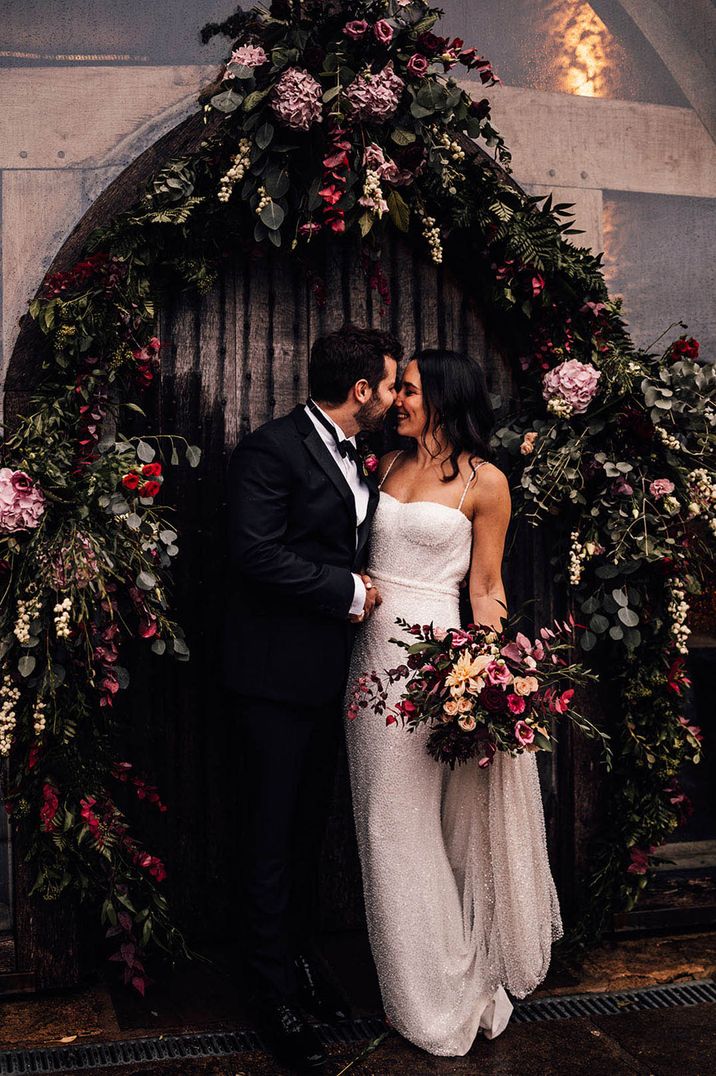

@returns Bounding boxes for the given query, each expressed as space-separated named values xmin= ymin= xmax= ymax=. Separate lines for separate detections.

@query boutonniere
xmin=362 ymin=452 xmax=379 ymax=478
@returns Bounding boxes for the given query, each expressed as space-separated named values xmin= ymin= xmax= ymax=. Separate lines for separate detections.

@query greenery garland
xmin=1 ymin=0 xmax=714 ymax=989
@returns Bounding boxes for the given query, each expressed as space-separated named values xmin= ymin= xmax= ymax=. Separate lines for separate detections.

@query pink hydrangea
xmin=0 ymin=468 xmax=45 ymax=532
xmin=270 ymin=67 xmax=323 ymax=131
xmin=542 ymin=359 xmax=601 ymax=414
xmin=345 ymin=63 xmax=405 ymax=123
xmin=226 ymin=45 xmax=268 ymax=74
xmin=649 ymin=478 xmax=675 ymax=499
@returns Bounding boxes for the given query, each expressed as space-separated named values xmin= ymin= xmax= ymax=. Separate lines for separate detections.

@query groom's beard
xmin=356 ymin=396 xmax=390 ymax=433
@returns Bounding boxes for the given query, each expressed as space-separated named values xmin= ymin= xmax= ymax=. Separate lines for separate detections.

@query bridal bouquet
xmin=349 ymin=616 xmax=610 ymax=768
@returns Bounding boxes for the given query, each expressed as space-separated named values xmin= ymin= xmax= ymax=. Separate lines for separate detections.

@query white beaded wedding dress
xmin=345 ymin=461 xmax=563 ymax=1057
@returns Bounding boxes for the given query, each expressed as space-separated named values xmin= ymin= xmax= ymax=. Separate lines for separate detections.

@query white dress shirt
xmin=304 ymin=403 xmax=368 ymax=617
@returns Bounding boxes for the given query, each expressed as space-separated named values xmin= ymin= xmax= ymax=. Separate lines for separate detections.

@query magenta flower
xmin=270 ymin=67 xmax=323 ymax=131
xmin=514 ymin=720 xmax=535 ymax=746
xmin=507 ymin=693 xmax=526 ymax=715
xmin=345 ymin=63 xmax=405 ymax=123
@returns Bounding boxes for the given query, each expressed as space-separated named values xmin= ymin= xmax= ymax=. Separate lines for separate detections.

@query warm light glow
xmin=546 ymin=0 xmax=614 ymax=97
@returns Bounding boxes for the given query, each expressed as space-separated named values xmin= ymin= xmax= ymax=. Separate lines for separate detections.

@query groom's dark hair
xmin=309 ymin=324 xmax=403 ymax=405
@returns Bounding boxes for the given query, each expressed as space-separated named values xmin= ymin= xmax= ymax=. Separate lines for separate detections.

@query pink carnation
xmin=542 ymin=359 xmax=601 ymax=414
xmin=271 ymin=67 xmax=323 ymax=131
xmin=0 ymin=468 xmax=46 ymax=532
xmin=345 ymin=63 xmax=405 ymax=123
xmin=649 ymin=478 xmax=675 ymax=499
xmin=507 ymin=693 xmax=526 ymax=715
xmin=226 ymin=45 xmax=268 ymax=74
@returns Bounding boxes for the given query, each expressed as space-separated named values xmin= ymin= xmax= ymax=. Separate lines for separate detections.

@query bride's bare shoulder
xmin=471 ymin=461 xmax=511 ymax=510
xmin=377 ymin=449 xmax=405 ymax=481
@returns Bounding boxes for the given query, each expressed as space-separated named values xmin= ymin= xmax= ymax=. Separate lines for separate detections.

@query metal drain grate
xmin=512 ymin=978 xmax=716 ymax=1022
xmin=0 ymin=1018 xmax=388 ymax=1074
xmin=0 ymin=982 xmax=713 ymax=1073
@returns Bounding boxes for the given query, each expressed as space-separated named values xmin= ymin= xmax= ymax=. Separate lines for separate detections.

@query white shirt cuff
xmin=350 ymin=574 xmax=366 ymax=616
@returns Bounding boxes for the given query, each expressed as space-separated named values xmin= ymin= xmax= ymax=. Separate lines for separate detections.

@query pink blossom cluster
xmin=270 ymin=67 xmax=323 ymax=131
xmin=345 ymin=63 xmax=405 ymax=123
xmin=225 ymin=44 xmax=268 ymax=74
xmin=0 ymin=468 xmax=45 ymax=532
xmin=542 ymin=358 xmax=601 ymax=414
xmin=363 ymin=143 xmax=413 ymax=186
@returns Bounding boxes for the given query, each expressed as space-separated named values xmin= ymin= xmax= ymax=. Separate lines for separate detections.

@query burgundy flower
xmin=470 ymin=98 xmax=491 ymax=120
xmin=477 ymin=685 xmax=508 ymax=712
xmin=416 ymin=31 xmax=446 ymax=56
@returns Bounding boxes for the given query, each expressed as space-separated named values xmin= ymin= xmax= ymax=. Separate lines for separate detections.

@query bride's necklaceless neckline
xmin=380 ymin=489 xmax=472 ymax=525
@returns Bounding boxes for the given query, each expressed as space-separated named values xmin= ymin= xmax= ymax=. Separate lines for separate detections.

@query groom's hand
xmin=349 ymin=574 xmax=382 ymax=622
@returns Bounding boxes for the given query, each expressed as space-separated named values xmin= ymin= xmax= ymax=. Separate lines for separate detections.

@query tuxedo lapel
xmin=291 ymin=406 xmax=356 ymax=526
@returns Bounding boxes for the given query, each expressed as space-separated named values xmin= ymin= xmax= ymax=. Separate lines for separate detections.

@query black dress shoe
xmin=256 ymin=1001 xmax=327 ymax=1071
xmin=294 ymin=953 xmax=351 ymax=1023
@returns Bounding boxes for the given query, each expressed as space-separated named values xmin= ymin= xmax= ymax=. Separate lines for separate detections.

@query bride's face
xmin=394 ymin=359 xmax=427 ymax=440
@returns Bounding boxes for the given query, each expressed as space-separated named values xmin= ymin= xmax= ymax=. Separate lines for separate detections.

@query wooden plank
xmin=0 ymin=66 xmax=211 ymax=169
xmin=389 ymin=239 xmax=417 ymax=360
xmin=415 ymin=249 xmax=440 ymax=351
xmin=460 ymin=82 xmax=716 ymax=198
xmin=245 ymin=255 xmax=273 ymax=431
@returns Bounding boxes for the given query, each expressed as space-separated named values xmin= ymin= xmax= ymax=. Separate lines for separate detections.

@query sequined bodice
xmin=367 ymin=492 xmax=472 ymax=596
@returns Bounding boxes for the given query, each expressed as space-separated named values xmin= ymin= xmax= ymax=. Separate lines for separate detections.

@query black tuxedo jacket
xmin=222 ymin=405 xmax=379 ymax=705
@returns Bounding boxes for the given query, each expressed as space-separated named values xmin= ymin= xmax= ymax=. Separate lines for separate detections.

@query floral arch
xmin=1 ymin=0 xmax=714 ymax=991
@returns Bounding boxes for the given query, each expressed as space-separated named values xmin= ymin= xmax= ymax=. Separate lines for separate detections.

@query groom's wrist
xmin=349 ymin=573 xmax=366 ymax=617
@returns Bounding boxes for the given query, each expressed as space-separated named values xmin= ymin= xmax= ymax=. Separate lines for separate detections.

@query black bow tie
xmin=307 ymin=400 xmax=361 ymax=464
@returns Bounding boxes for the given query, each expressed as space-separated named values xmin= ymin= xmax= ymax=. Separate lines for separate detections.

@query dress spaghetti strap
xmin=378 ymin=450 xmax=404 ymax=490
xmin=457 ymin=459 xmax=488 ymax=512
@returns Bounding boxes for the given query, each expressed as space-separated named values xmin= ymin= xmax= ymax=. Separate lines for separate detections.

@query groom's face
xmin=356 ymin=355 xmax=398 ymax=432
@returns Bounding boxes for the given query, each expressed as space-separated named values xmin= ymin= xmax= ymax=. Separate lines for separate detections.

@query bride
xmin=345 ymin=348 xmax=563 ymax=1056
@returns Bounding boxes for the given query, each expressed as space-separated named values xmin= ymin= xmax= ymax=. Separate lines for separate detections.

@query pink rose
xmin=433 ymin=626 xmax=448 ymax=642
xmin=344 ymin=19 xmax=369 ymax=39
xmin=364 ymin=453 xmax=379 ymax=473
xmin=542 ymin=359 xmax=601 ymax=415
xmin=407 ymin=53 xmax=430 ymax=78
xmin=650 ymin=478 xmax=675 ymax=499
xmin=514 ymin=720 xmax=535 ymax=746
xmin=449 ymin=629 xmax=472 ymax=648
xmin=373 ymin=19 xmax=394 ymax=45
xmin=507 ymin=693 xmax=526 ymax=714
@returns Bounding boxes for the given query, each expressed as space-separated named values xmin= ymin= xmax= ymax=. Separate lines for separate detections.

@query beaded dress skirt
xmin=345 ymin=492 xmax=563 ymax=1056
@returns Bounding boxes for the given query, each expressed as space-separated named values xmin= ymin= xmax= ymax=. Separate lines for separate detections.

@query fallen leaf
xmin=59 ymin=1035 xmax=77 ymax=1043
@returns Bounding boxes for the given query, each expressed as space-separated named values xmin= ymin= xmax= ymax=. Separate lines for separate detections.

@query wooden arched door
xmin=4 ymin=112 xmax=581 ymax=989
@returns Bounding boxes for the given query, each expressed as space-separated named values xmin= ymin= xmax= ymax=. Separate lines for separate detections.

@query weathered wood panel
xmin=4 ymin=116 xmax=582 ymax=984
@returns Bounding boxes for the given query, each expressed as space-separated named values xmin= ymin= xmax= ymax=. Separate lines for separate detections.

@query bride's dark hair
xmin=412 ymin=348 xmax=495 ymax=483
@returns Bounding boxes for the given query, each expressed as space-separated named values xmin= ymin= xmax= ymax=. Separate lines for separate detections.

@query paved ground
xmin=1 ymin=930 xmax=716 ymax=1074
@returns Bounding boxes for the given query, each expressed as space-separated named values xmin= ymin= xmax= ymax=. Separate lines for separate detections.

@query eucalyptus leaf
xmin=137 ymin=440 xmax=155 ymax=463
xmin=211 ymin=89 xmax=243 ymax=114
xmin=259 ymin=201 xmax=285 ymax=231
xmin=151 ymin=639 xmax=166 ymax=656
xmin=186 ymin=445 xmax=202 ymax=468
xmin=618 ymin=607 xmax=640 ymax=627
xmin=580 ymin=630 xmax=597 ymax=652
xmin=18 ymin=655 xmax=36 ymax=678
xmin=612 ymin=588 xmax=629 ymax=607
xmin=589 ymin=613 xmax=610 ymax=634
xmin=136 ymin=570 xmax=157 ymax=591
xmin=254 ymin=123 xmax=274 ymax=152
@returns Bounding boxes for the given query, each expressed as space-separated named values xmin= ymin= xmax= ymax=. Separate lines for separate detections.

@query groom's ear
xmin=354 ymin=378 xmax=371 ymax=403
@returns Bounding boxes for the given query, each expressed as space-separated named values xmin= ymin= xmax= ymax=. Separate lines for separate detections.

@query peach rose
xmin=443 ymin=699 xmax=459 ymax=716
xmin=458 ymin=713 xmax=477 ymax=732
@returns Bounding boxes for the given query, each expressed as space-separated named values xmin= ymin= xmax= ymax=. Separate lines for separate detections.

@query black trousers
xmin=233 ymin=691 xmax=342 ymax=1003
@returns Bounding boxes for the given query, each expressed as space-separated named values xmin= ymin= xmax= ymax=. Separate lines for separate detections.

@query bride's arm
xmin=466 ymin=465 xmax=512 ymax=632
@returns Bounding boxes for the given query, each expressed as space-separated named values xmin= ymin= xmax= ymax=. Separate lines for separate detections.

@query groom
xmin=223 ymin=324 xmax=401 ymax=1069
